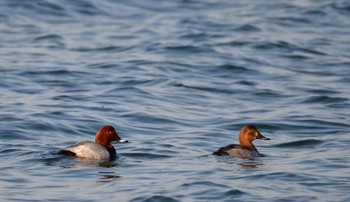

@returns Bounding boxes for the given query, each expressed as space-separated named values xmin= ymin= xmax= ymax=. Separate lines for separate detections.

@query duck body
xmin=59 ymin=141 xmax=115 ymax=160
xmin=59 ymin=125 xmax=127 ymax=161
xmin=213 ymin=125 xmax=270 ymax=159
xmin=213 ymin=144 xmax=263 ymax=158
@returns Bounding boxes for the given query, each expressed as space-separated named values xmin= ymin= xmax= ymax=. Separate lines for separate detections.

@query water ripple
xmin=273 ymin=139 xmax=324 ymax=148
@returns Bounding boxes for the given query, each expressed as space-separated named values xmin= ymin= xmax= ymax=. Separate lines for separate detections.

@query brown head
xmin=95 ymin=125 xmax=128 ymax=147
xmin=238 ymin=125 xmax=270 ymax=149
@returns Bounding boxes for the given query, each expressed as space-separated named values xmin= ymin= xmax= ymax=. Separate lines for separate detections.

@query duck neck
xmin=96 ymin=138 xmax=116 ymax=160
xmin=239 ymin=139 xmax=257 ymax=151
xmin=105 ymin=144 xmax=116 ymax=160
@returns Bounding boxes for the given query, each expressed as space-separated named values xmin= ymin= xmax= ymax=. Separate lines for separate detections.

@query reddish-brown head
xmin=95 ymin=125 xmax=128 ymax=146
xmin=238 ymin=125 xmax=270 ymax=148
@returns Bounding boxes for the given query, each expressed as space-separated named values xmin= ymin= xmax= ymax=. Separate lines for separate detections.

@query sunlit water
xmin=1 ymin=0 xmax=350 ymax=201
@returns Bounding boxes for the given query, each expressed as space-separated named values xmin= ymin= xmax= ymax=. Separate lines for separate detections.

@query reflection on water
xmin=96 ymin=172 xmax=121 ymax=183
xmin=60 ymin=158 xmax=118 ymax=169
xmin=238 ymin=161 xmax=264 ymax=168
xmin=42 ymin=151 xmax=119 ymax=168
xmin=214 ymin=156 xmax=265 ymax=168
xmin=72 ymin=157 xmax=118 ymax=168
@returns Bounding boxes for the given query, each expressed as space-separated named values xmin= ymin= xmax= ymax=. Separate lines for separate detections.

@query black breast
xmin=106 ymin=146 xmax=117 ymax=160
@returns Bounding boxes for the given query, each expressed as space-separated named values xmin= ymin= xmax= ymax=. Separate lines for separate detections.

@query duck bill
xmin=115 ymin=133 xmax=129 ymax=143
xmin=118 ymin=139 xmax=128 ymax=143
xmin=256 ymin=132 xmax=270 ymax=140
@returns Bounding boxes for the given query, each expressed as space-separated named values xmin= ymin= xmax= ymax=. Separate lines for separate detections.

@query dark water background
xmin=1 ymin=0 xmax=350 ymax=201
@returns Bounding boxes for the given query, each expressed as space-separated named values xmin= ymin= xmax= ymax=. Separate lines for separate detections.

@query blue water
xmin=1 ymin=0 xmax=350 ymax=201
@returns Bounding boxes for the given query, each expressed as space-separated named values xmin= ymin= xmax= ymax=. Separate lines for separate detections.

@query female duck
xmin=59 ymin=125 xmax=127 ymax=160
xmin=213 ymin=125 xmax=270 ymax=158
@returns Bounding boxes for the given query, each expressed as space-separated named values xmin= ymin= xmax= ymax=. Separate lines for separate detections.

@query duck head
xmin=95 ymin=125 xmax=128 ymax=146
xmin=238 ymin=125 xmax=270 ymax=149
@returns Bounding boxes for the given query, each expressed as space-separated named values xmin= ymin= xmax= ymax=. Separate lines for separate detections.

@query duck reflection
xmin=215 ymin=156 xmax=265 ymax=168
xmin=55 ymin=155 xmax=119 ymax=168
xmin=238 ymin=161 xmax=264 ymax=168
xmin=96 ymin=171 xmax=121 ymax=183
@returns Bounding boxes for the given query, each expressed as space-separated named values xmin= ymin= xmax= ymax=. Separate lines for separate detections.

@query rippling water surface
xmin=1 ymin=0 xmax=350 ymax=201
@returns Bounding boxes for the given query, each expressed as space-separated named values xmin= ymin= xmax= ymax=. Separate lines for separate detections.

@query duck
xmin=58 ymin=125 xmax=127 ymax=160
xmin=213 ymin=125 xmax=270 ymax=158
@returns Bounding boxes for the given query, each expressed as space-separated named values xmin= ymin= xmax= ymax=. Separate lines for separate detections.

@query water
xmin=1 ymin=0 xmax=350 ymax=201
